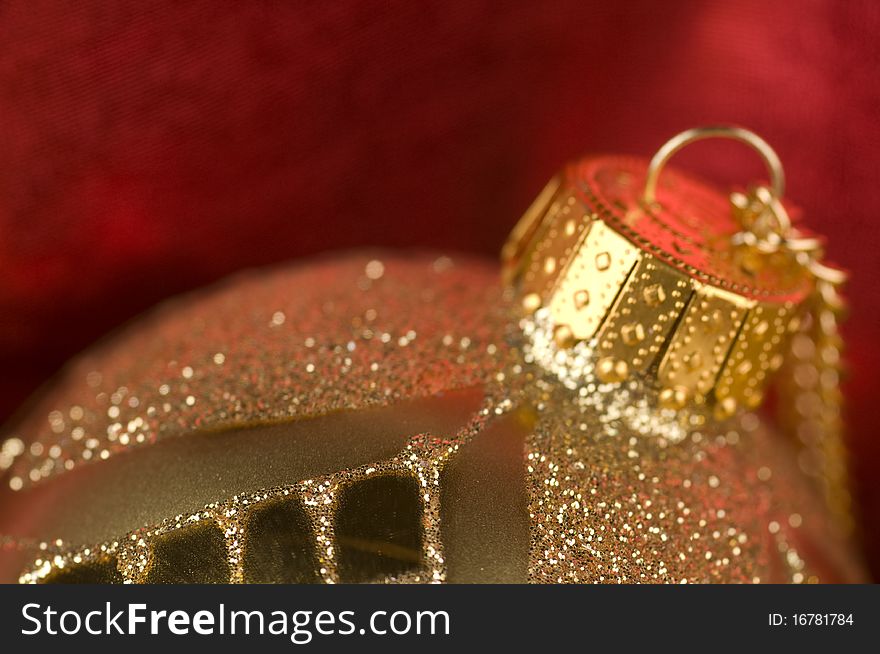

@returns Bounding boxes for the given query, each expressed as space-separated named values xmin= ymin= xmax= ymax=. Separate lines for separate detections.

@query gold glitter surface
xmin=0 ymin=252 xmax=864 ymax=583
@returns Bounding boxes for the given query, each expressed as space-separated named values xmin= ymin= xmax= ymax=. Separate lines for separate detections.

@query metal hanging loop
xmin=642 ymin=125 xmax=786 ymax=206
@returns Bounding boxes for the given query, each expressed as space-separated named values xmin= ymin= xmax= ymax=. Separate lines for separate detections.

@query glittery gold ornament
xmin=0 ymin=127 xmax=865 ymax=583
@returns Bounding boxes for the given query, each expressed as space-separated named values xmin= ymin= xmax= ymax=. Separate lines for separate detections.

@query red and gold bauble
xmin=0 ymin=127 xmax=865 ymax=583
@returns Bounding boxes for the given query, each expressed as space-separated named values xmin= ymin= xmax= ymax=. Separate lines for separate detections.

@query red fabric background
xmin=1 ymin=1 xmax=879 ymax=576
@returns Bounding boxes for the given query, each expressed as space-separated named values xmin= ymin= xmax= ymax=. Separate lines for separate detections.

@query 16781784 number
xmin=768 ymin=613 xmax=854 ymax=626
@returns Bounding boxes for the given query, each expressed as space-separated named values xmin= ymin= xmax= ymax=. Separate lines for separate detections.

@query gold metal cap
xmin=503 ymin=126 xmax=837 ymax=419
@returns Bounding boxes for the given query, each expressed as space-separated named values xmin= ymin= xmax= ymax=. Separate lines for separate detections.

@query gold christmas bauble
xmin=0 ymin=127 xmax=865 ymax=583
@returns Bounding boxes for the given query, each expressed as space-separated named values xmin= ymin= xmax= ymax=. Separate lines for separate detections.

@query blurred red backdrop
xmin=1 ymin=1 xmax=879 ymax=577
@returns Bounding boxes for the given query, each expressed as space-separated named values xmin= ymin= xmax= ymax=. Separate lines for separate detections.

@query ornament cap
xmin=503 ymin=126 xmax=839 ymax=419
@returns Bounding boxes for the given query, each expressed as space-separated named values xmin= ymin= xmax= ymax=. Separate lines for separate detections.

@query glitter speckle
xmin=270 ymin=311 xmax=286 ymax=327
xmin=365 ymin=260 xmax=385 ymax=280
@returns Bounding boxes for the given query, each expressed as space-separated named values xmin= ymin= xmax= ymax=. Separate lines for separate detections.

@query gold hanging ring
xmin=643 ymin=125 xmax=786 ymax=206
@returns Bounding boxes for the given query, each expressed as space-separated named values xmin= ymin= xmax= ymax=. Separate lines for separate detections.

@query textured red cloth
xmin=1 ymin=1 xmax=879 ymax=575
